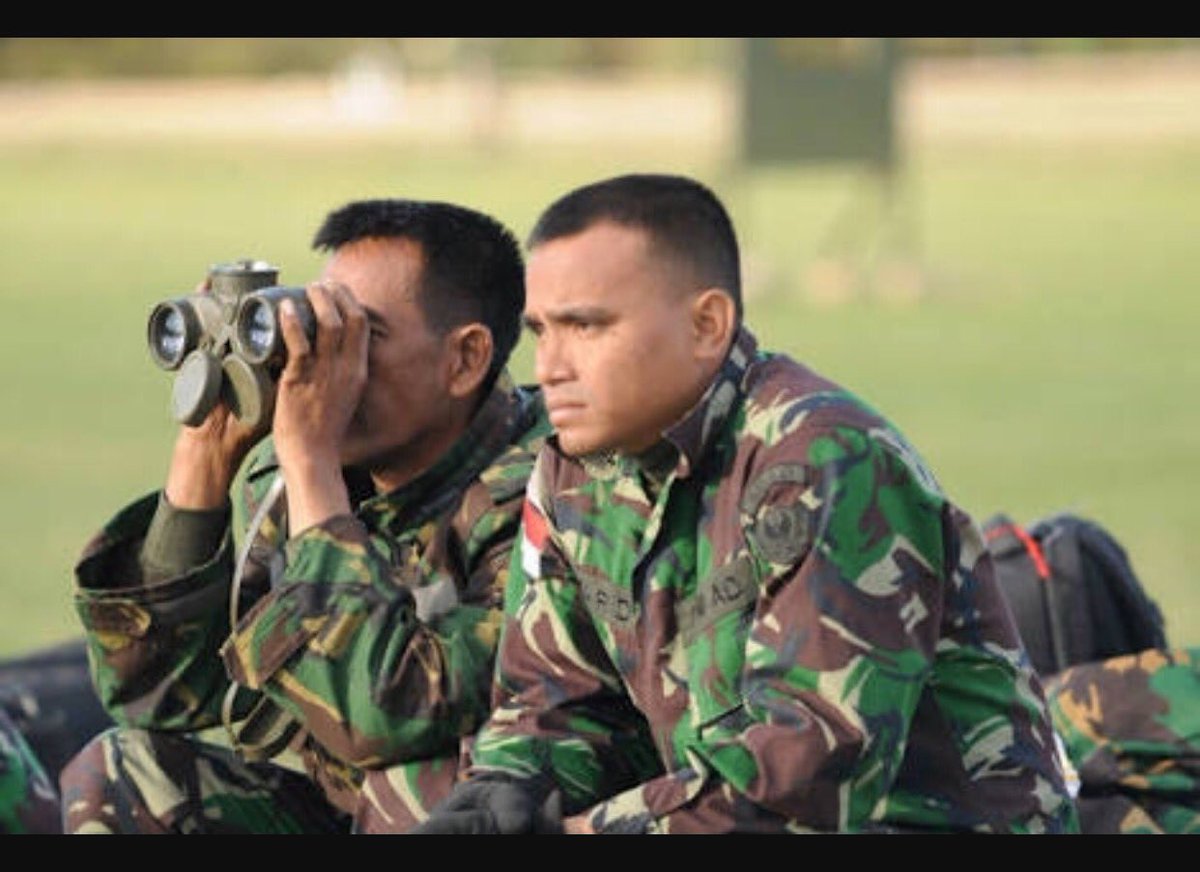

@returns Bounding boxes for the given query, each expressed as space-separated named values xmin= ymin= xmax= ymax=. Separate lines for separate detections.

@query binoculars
xmin=147 ymin=260 xmax=315 ymax=430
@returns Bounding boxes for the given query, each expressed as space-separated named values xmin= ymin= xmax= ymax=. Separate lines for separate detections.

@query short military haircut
xmin=313 ymin=198 xmax=525 ymax=391
xmin=527 ymin=173 xmax=742 ymax=319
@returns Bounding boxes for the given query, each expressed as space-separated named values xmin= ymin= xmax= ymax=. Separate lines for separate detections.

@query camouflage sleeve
xmin=220 ymin=493 xmax=520 ymax=771
xmin=469 ymin=464 xmax=664 ymax=811
xmin=1045 ymin=647 xmax=1200 ymax=834
xmin=73 ymin=491 xmax=241 ymax=731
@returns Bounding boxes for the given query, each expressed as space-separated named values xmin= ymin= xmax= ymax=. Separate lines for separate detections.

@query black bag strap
xmin=986 ymin=511 xmax=1168 ymax=677
xmin=983 ymin=513 xmax=1070 ymax=675
xmin=1032 ymin=514 xmax=1167 ymax=663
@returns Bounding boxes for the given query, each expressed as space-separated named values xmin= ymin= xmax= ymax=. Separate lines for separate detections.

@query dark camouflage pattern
xmin=0 ymin=707 xmax=60 ymax=834
xmin=69 ymin=374 xmax=550 ymax=832
xmin=471 ymin=328 xmax=1078 ymax=833
xmin=353 ymin=739 xmax=470 ymax=833
xmin=1045 ymin=646 xmax=1200 ymax=834
xmin=60 ymin=727 xmax=349 ymax=834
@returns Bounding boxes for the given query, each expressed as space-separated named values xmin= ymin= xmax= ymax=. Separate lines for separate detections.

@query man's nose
xmin=534 ymin=330 xmax=573 ymax=387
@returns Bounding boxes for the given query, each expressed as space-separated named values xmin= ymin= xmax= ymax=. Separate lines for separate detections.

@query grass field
xmin=0 ymin=61 xmax=1197 ymax=655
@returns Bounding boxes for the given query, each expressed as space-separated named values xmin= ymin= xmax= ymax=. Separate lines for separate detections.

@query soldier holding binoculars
xmin=61 ymin=198 xmax=550 ymax=834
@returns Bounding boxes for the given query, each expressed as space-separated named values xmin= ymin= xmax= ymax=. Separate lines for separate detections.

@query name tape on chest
xmin=676 ymin=555 xmax=758 ymax=644
xmin=578 ymin=565 xmax=639 ymax=627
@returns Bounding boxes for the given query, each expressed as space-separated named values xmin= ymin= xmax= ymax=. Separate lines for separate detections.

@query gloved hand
xmin=410 ymin=773 xmax=563 ymax=834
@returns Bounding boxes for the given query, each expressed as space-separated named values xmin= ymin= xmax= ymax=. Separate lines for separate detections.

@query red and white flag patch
xmin=521 ymin=498 xmax=550 ymax=580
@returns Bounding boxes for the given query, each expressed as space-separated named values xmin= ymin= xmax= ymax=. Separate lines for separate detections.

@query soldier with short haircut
xmin=62 ymin=199 xmax=550 ymax=833
xmin=415 ymin=174 xmax=1079 ymax=834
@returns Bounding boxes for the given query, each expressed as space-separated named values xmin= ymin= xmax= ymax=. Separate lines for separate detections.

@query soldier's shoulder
xmin=477 ymin=386 xmax=553 ymax=509
xmin=737 ymin=355 xmax=883 ymax=461
xmin=743 ymin=355 xmax=881 ymax=435
xmin=736 ymin=353 xmax=945 ymax=500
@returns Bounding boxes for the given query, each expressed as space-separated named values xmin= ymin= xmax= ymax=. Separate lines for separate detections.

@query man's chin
xmin=554 ymin=428 xmax=612 ymax=459
xmin=553 ymin=432 xmax=587 ymax=458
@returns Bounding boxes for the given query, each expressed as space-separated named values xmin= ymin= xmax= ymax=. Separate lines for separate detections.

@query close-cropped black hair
xmin=527 ymin=173 xmax=742 ymax=319
xmin=313 ymin=198 xmax=524 ymax=391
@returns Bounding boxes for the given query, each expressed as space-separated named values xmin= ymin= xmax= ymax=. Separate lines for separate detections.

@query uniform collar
xmin=661 ymin=324 xmax=757 ymax=479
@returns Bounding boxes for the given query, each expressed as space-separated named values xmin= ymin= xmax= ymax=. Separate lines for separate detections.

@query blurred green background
xmin=0 ymin=38 xmax=1196 ymax=655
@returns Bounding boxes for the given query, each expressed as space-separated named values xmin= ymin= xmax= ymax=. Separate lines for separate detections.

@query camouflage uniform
xmin=1045 ymin=647 xmax=1200 ymax=834
xmin=471 ymin=328 xmax=1079 ymax=833
xmin=64 ymin=375 xmax=549 ymax=833
xmin=0 ymin=708 xmax=60 ymax=834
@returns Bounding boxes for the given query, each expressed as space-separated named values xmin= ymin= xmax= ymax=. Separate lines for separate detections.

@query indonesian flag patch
xmin=520 ymin=498 xmax=550 ymax=580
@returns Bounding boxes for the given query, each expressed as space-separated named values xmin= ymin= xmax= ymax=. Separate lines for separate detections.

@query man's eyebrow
xmin=363 ymin=306 xmax=387 ymax=328
xmin=537 ymin=305 xmax=614 ymax=325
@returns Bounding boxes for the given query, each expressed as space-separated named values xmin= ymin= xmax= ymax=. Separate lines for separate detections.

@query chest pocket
xmin=676 ymin=553 xmax=760 ymax=726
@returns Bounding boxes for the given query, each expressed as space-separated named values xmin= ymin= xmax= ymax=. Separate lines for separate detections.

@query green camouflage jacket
xmin=1046 ymin=646 xmax=1200 ymax=834
xmin=471 ymin=328 xmax=1078 ymax=834
xmin=73 ymin=374 xmax=549 ymax=829
xmin=0 ymin=708 xmax=59 ymax=834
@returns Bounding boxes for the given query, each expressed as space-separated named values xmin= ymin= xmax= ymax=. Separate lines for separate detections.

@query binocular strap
xmin=221 ymin=475 xmax=300 ymax=761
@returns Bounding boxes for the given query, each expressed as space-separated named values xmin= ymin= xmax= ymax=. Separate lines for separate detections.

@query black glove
xmin=410 ymin=773 xmax=563 ymax=835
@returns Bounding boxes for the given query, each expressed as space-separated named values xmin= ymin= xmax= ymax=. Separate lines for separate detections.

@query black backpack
xmin=982 ymin=512 xmax=1168 ymax=676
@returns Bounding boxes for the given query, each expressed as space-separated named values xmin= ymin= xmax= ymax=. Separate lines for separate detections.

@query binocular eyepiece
xmin=232 ymin=286 xmax=315 ymax=366
xmin=147 ymin=260 xmax=315 ymax=430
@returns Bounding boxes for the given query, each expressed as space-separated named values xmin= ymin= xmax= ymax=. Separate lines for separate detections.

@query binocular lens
xmin=233 ymin=286 xmax=313 ymax=366
xmin=148 ymin=302 xmax=199 ymax=370
xmin=158 ymin=309 xmax=186 ymax=358
xmin=242 ymin=299 xmax=277 ymax=361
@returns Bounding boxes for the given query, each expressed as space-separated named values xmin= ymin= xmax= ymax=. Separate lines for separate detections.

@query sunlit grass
xmin=0 ymin=135 xmax=1196 ymax=653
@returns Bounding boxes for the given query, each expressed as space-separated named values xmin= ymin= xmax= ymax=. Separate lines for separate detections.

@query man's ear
xmin=445 ymin=323 xmax=494 ymax=399
xmin=690 ymin=288 xmax=737 ymax=363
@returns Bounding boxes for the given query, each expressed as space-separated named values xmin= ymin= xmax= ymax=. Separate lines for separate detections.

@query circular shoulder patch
xmin=741 ymin=463 xmax=812 ymax=566
xmin=753 ymin=503 xmax=810 ymax=564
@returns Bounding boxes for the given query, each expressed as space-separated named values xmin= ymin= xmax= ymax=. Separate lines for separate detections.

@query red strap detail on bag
xmin=985 ymin=522 xmax=1052 ymax=580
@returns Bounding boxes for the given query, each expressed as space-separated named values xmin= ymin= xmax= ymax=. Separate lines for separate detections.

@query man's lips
xmin=546 ymin=399 xmax=585 ymax=425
